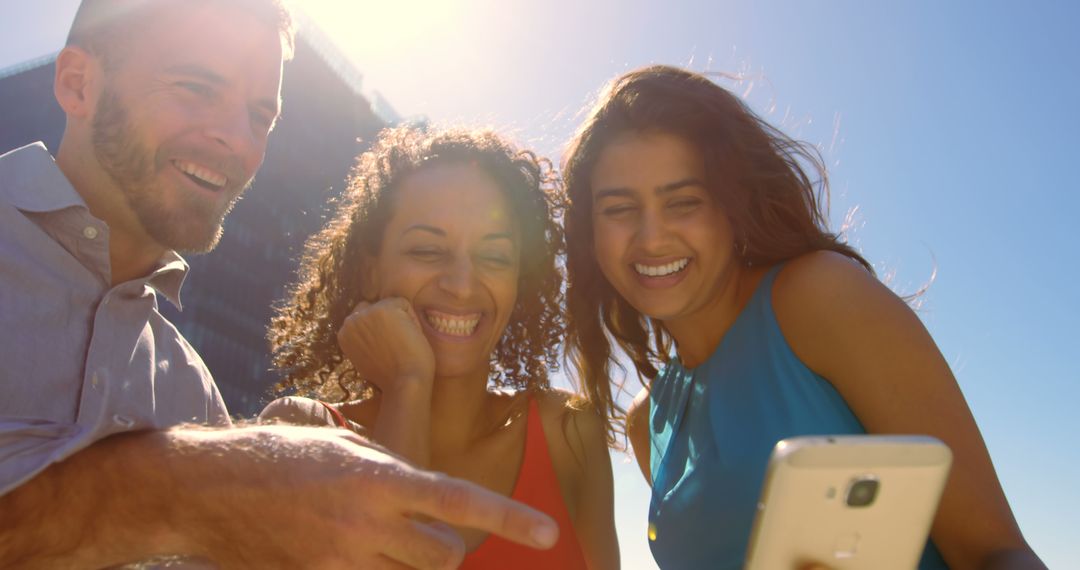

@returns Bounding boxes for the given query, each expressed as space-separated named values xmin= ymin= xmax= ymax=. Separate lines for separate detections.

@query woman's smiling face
xmin=590 ymin=131 xmax=737 ymax=324
xmin=366 ymin=162 xmax=521 ymax=380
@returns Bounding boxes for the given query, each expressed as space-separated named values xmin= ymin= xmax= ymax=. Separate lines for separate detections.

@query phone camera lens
xmin=846 ymin=477 xmax=879 ymax=507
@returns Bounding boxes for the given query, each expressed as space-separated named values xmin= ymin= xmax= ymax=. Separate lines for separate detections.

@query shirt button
xmin=83 ymin=226 xmax=99 ymax=240
xmin=112 ymin=415 xmax=136 ymax=429
xmin=91 ymin=373 xmax=100 ymax=388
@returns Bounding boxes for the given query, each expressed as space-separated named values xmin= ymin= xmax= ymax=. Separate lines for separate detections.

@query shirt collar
xmin=0 ymin=142 xmax=86 ymax=213
xmin=148 ymin=251 xmax=190 ymax=310
xmin=2 ymin=142 xmax=192 ymax=310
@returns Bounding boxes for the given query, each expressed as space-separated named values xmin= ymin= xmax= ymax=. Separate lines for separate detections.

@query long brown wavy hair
xmin=563 ymin=65 xmax=872 ymax=445
xmin=271 ymin=126 xmax=566 ymax=401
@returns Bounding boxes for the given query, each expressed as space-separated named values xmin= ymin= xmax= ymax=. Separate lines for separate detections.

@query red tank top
xmin=460 ymin=397 xmax=588 ymax=569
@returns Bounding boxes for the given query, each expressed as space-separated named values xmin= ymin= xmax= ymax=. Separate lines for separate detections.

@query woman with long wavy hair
xmin=562 ymin=65 xmax=1043 ymax=569
xmin=262 ymin=126 xmax=618 ymax=569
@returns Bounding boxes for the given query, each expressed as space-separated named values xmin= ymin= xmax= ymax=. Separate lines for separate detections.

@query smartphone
xmin=744 ymin=435 xmax=952 ymax=570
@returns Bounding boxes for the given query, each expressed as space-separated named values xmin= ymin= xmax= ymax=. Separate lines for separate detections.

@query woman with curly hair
xmin=261 ymin=126 xmax=618 ymax=569
xmin=562 ymin=66 xmax=1043 ymax=569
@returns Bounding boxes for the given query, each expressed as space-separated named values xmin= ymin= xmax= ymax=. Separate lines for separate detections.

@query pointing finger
xmin=378 ymin=516 xmax=465 ymax=570
xmin=406 ymin=472 xmax=558 ymax=551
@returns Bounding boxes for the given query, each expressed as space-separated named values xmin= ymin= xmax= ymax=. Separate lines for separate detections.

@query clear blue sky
xmin=3 ymin=1 xmax=1076 ymax=567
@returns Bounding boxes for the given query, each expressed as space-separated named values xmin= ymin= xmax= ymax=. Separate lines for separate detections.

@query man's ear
xmin=54 ymin=46 xmax=103 ymax=121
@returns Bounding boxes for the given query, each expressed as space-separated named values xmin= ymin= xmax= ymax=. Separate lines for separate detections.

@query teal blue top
xmin=647 ymin=264 xmax=948 ymax=569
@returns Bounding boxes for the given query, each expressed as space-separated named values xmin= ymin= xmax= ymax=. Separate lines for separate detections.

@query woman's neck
xmin=664 ymin=265 xmax=766 ymax=368
xmin=427 ymin=370 xmax=502 ymax=454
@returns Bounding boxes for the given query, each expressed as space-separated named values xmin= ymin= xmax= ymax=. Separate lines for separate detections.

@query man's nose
xmin=204 ymin=103 xmax=262 ymax=168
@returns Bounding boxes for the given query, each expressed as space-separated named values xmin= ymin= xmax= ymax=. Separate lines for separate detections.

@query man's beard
xmin=90 ymin=89 xmax=250 ymax=254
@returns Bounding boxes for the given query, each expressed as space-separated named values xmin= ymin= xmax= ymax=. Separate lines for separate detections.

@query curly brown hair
xmin=562 ymin=65 xmax=873 ymax=446
xmin=271 ymin=126 xmax=567 ymax=401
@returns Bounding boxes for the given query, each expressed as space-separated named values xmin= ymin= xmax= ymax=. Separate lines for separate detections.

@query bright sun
xmin=290 ymin=0 xmax=501 ymax=123
xmin=298 ymin=0 xmax=460 ymax=60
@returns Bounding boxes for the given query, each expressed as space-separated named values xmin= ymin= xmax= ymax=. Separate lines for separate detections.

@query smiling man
xmin=0 ymin=1 xmax=557 ymax=567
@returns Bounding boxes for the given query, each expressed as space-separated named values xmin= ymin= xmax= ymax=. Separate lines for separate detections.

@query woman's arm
xmin=561 ymin=400 xmax=621 ymax=570
xmin=773 ymin=251 xmax=1045 ymax=569
xmin=336 ymin=297 xmax=435 ymax=468
xmin=626 ymin=387 xmax=652 ymax=485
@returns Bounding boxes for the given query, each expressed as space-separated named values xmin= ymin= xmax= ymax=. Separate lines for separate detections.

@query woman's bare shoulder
xmin=338 ymin=395 xmax=380 ymax=429
xmin=772 ymin=250 xmax=877 ymax=308
xmin=533 ymin=388 xmax=608 ymax=471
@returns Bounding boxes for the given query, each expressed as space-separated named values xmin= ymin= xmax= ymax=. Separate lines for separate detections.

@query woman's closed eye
xmin=478 ymin=252 xmax=514 ymax=268
xmin=599 ymin=203 xmax=638 ymax=218
xmin=408 ymin=247 xmax=445 ymax=261
xmin=667 ymin=197 xmax=703 ymax=214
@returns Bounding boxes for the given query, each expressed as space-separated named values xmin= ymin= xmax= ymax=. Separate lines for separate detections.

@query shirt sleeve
xmin=0 ymin=419 xmax=95 ymax=497
xmin=205 ymin=380 xmax=233 ymax=428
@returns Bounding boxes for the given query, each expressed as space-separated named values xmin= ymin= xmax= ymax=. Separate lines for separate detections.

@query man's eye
xmin=251 ymin=111 xmax=275 ymax=132
xmin=178 ymin=82 xmax=212 ymax=97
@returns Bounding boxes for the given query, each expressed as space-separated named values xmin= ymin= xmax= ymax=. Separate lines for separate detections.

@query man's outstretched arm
xmin=0 ymin=425 xmax=558 ymax=569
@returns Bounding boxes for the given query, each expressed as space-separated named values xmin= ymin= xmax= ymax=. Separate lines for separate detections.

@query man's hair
xmin=66 ymin=0 xmax=296 ymax=64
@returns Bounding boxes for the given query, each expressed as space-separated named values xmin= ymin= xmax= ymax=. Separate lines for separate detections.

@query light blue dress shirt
xmin=0 ymin=143 xmax=230 ymax=497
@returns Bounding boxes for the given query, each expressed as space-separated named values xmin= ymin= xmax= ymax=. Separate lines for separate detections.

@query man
xmin=0 ymin=1 xmax=557 ymax=568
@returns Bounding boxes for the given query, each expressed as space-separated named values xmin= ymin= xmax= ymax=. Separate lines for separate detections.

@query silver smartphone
xmin=744 ymin=435 xmax=952 ymax=570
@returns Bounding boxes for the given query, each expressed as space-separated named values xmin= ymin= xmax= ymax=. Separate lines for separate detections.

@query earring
xmin=737 ymin=237 xmax=749 ymax=257
xmin=737 ymin=236 xmax=751 ymax=266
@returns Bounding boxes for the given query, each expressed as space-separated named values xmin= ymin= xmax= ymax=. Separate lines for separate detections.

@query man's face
xmin=90 ymin=1 xmax=284 ymax=253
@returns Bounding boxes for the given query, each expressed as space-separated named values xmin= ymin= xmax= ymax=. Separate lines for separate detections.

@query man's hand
xmin=1 ymin=425 xmax=557 ymax=570
xmin=170 ymin=425 xmax=558 ymax=569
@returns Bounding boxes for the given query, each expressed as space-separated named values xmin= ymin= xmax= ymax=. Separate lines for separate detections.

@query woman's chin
xmin=431 ymin=354 xmax=490 ymax=383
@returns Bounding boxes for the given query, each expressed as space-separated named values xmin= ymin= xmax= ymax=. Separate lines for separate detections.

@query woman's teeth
xmin=634 ymin=258 xmax=690 ymax=277
xmin=425 ymin=312 xmax=481 ymax=337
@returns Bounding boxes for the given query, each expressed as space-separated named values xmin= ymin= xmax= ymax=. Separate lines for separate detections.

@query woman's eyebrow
xmin=402 ymin=225 xmax=513 ymax=244
xmin=656 ymin=177 xmax=706 ymax=194
xmin=593 ymin=187 xmax=634 ymax=201
xmin=594 ymin=178 xmax=705 ymax=200
xmin=401 ymin=224 xmax=445 ymax=237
